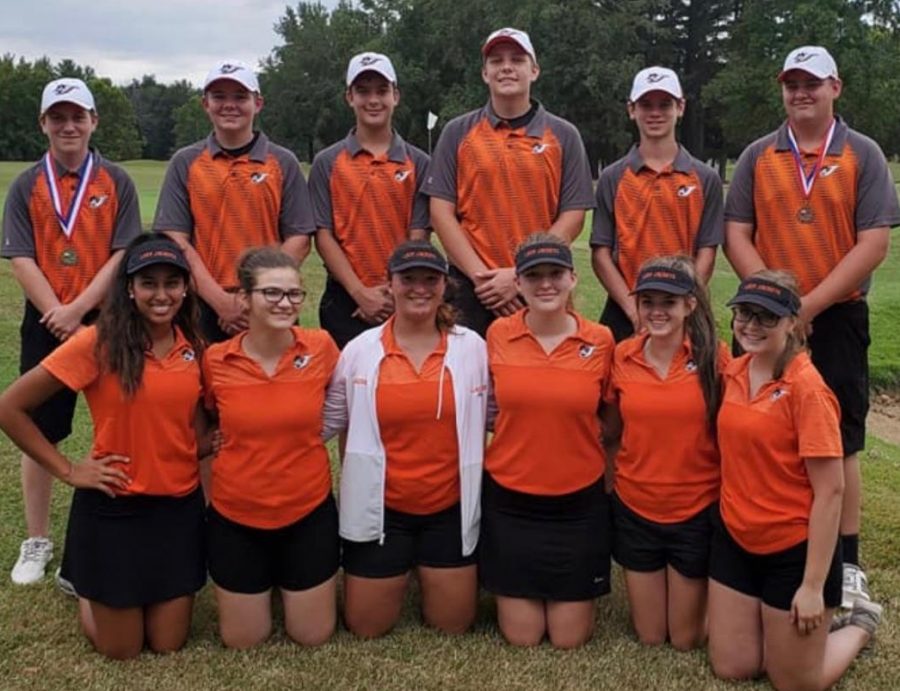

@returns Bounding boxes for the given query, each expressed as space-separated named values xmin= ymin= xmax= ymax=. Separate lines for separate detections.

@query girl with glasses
xmin=202 ymin=246 xmax=340 ymax=649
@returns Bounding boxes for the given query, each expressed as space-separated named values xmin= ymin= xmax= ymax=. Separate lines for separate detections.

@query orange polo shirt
xmin=41 ymin=326 xmax=201 ymax=497
xmin=718 ymin=352 xmax=842 ymax=554
xmin=605 ymin=334 xmax=727 ymax=522
xmin=423 ymin=103 xmax=594 ymax=270
xmin=486 ymin=311 xmax=614 ymax=495
xmin=376 ymin=321 xmax=459 ymax=514
xmin=591 ymin=145 xmax=723 ymax=291
xmin=202 ymin=327 xmax=339 ymax=529
xmin=310 ymin=132 xmax=430 ymax=287
xmin=2 ymin=152 xmax=141 ymax=304
xmin=725 ymin=118 xmax=900 ymax=300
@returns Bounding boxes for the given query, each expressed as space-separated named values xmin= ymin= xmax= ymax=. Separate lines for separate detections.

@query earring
xmin=128 ymin=293 xmax=135 ymax=300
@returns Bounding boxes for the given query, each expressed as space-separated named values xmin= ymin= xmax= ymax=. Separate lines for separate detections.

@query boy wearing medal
xmin=2 ymin=78 xmax=141 ymax=585
xmin=153 ymin=60 xmax=315 ymax=343
xmin=724 ymin=46 xmax=900 ymax=609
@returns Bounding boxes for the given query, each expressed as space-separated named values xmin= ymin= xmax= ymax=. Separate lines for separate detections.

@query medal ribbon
xmin=786 ymin=119 xmax=836 ymax=201
xmin=42 ymin=152 xmax=93 ymax=239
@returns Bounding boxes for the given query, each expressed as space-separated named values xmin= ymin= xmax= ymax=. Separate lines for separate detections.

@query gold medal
xmin=797 ymin=206 xmax=814 ymax=224
xmin=60 ymin=249 xmax=78 ymax=266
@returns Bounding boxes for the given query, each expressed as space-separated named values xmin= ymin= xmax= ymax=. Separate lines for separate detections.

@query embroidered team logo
xmin=646 ymin=72 xmax=668 ymax=84
xmin=293 ymin=355 xmax=312 ymax=369
xmin=54 ymin=84 xmax=78 ymax=95
xmin=792 ymin=52 xmax=817 ymax=64
xmin=219 ymin=64 xmax=241 ymax=75
xmin=532 ymin=143 xmax=548 ymax=154
xmin=771 ymin=388 xmax=785 ymax=401
xmin=470 ymin=384 xmax=487 ymax=396
xmin=182 ymin=350 xmax=195 ymax=362
xmin=360 ymin=55 xmax=382 ymax=67
xmin=820 ymin=165 xmax=839 ymax=177
xmin=677 ymin=185 xmax=697 ymax=198
xmin=88 ymin=195 xmax=108 ymax=208
xmin=250 ymin=172 xmax=268 ymax=184
xmin=394 ymin=169 xmax=411 ymax=182
xmin=685 ymin=359 xmax=697 ymax=372
xmin=579 ymin=344 xmax=595 ymax=358
xmin=352 ymin=376 xmax=368 ymax=386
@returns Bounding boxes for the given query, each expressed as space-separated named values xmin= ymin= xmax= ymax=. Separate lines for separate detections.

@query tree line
xmin=2 ymin=0 xmax=900 ymax=173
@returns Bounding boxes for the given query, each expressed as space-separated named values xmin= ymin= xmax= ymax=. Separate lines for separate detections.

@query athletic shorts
xmin=709 ymin=506 xmax=842 ymax=611
xmin=19 ymin=301 xmax=98 ymax=443
xmin=807 ymin=300 xmax=869 ymax=456
xmin=59 ymin=486 xmax=206 ymax=608
xmin=479 ymin=473 xmax=611 ymax=601
xmin=198 ymin=299 xmax=231 ymax=344
xmin=612 ymin=494 xmax=713 ymax=578
xmin=448 ymin=267 xmax=496 ymax=338
xmin=341 ymin=502 xmax=476 ymax=578
xmin=207 ymin=494 xmax=339 ymax=594
xmin=318 ymin=277 xmax=378 ymax=349
xmin=599 ymin=297 xmax=635 ymax=343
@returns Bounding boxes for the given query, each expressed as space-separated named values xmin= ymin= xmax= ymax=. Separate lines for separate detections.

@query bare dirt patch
xmin=869 ymin=392 xmax=900 ymax=447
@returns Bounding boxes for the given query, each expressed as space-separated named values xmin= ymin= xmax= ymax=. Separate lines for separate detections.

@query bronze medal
xmin=797 ymin=206 xmax=814 ymax=224
xmin=60 ymin=248 xmax=78 ymax=266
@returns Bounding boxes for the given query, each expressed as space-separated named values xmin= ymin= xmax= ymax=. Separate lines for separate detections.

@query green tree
xmin=125 ymin=76 xmax=198 ymax=159
xmin=173 ymin=98 xmax=210 ymax=149
xmin=88 ymin=77 xmax=143 ymax=160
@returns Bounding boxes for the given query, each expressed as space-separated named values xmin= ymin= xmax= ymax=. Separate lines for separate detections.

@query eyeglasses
xmin=731 ymin=305 xmax=781 ymax=328
xmin=251 ymin=287 xmax=306 ymax=305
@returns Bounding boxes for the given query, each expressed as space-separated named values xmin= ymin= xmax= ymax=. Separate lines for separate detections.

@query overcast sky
xmin=3 ymin=0 xmax=338 ymax=86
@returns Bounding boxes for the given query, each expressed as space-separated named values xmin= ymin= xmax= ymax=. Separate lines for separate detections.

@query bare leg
xmin=145 ymin=595 xmax=195 ymax=653
xmin=282 ymin=574 xmax=338 ymax=646
xmin=418 ymin=564 xmax=477 ymax=634
xmin=841 ymin=454 xmax=861 ymax=538
xmin=496 ymin=596 xmax=546 ymax=646
xmin=80 ymin=599 xmax=144 ymax=660
xmin=21 ymin=453 xmax=53 ymax=537
xmin=546 ymin=600 xmax=596 ymax=649
xmin=623 ymin=568 xmax=667 ymax=645
xmin=214 ymin=586 xmax=272 ymax=649
xmin=667 ymin=567 xmax=707 ymax=650
xmin=708 ymin=579 xmax=764 ymax=680
xmin=343 ymin=572 xmax=408 ymax=638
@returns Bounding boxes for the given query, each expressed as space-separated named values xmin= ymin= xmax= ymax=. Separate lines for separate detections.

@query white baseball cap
xmin=40 ymin=78 xmax=96 ymax=116
xmin=629 ymin=67 xmax=683 ymax=102
xmin=779 ymin=46 xmax=839 ymax=81
xmin=346 ymin=52 xmax=398 ymax=87
xmin=203 ymin=60 xmax=260 ymax=93
xmin=482 ymin=27 xmax=537 ymax=63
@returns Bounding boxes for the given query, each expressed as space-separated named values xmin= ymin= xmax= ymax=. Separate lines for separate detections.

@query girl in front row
xmin=324 ymin=241 xmax=488 ymax=638
xmin=481 ymin=232 xmax=615 ymax=649
xmin=709 ymin=271 xmax=882 ymax=691
xmin=202 ymin=247 xmax=340 ymax=649
xmin=0 ymin=234 xmax=207 ymax=659
xmin=604 ymin=256 xmax=726 ymax=650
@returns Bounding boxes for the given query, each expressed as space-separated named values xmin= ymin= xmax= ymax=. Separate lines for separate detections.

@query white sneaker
xmin=55 ymin=567 xmax=77 ymax=598
xmin=10 ymin=538 xmax=53 ymax=585
xmin=842 ymin=563 xmax=871 ymax=610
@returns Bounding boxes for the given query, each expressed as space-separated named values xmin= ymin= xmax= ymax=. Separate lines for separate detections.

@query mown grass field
xmin=0 ymin=160 xmax=898 ymax=690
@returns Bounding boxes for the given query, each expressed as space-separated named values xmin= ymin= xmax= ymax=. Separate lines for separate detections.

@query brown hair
xmin=635 ymin=255 xmax=721 ymax=433
xmin=746 ymin=269 xmax=806 ymax=379
xmin=515 ymin=232 xmax=576 ymax=310
xmin=388 ymin=240 xmax=459 ymax=332
xmin=236 ymin=246 xmax=301 ymax=293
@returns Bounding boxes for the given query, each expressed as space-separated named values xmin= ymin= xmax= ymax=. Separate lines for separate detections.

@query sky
xmin=2 ymin=0 xmax=338 ymax=86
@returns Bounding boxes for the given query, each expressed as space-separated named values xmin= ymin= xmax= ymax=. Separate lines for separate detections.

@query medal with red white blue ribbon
xmin=42 ymin=151 xmax=93 ymax=239
xmin=786 ymin=119 xmax=835 ymax=224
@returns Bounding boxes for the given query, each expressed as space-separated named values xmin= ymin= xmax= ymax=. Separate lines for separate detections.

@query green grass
xmin=0 ymin=160 xmax=899 ymax=688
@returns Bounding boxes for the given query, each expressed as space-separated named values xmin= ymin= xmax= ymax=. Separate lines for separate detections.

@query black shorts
xmin=709 ymin=507 xmax=842 ymax=611
xmin=807 ymin=301 xmax=869 ymax=456
xmin=479 ymin=473 xmax=611 ymax=601
xmin=19 ymin=301 xmax=97 ymax=443
xmin=207 ymin=494 xmax=340 ymax=594
xmin=318 ymin=277 xmax=375 ymax=349
xmin=599 ymin=297 xmax=635 ymax=343
xmin=342 ymin=502 xmax=476 ymax=578
xmin=198 ymin=299 xmax=231 ymax=344
xmin=448 ymin=266 xmax=495 ymax=338
xmin=612 ymin=494 xmax=713 ymax=579
xmin=59 ymin=486 xmax=206 ymax=608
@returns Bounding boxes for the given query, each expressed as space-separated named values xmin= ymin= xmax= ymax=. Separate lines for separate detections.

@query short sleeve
xmin=421 ymin=117 xmax=465 ymax=203
xmin=1 ymin=168 xmax=39 ymax=258
xmin=40 ymin=326 xmax=101 ymax=391
xmin=107 ymin=164 xmax=143 ymax=249
xmin=152 ymin=148 xmax=197 ymax=236
xmin=795 ymin=385 xmax=843 ymax=459
xmin=695 ymin=162 xmax=724 ymax=248
xmin=409 ymin=146 xmax=431 ymax=231
xmin=849 ymin=132 xmax=900 ymax=231
xmin=590 ymin=163 xmax=623 ymax=248
xmin=550 ymin=119 xmax=595 ymax=212
xmin=274 ymin=148 xmax=316 ymax=238
xmin=724 ymin=144 xmax=759 ymax=223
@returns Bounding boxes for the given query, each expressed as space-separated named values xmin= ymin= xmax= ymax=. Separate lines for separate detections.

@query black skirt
xmin=60 ymin=486 xmax=206 ymax=608
xmin=479 ymin=473 xmax=611 ymax=601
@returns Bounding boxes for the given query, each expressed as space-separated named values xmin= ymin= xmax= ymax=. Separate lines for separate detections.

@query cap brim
xmin=516 ymin=257 xmax=573 ymax=273
xmin=389 ymin=261 xmax=448 ymax=275
xmin=777 ymin=68 xmax=829 ymax=81
xmin=483 ymin=37 xmax=529 ymax=57
xmin=726 ymin=294 xmax=792 ymax=316
xmin=630 ymin=281 xmax=691 ymax=295
xmin=127 ymin=258 xmax=190 ymax=275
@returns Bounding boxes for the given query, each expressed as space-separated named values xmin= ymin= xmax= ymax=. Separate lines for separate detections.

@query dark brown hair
xmin=95 ymin=234 xmax=204 ymax=396
xmin=387 ymin=240 xmax=458 ymax=331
